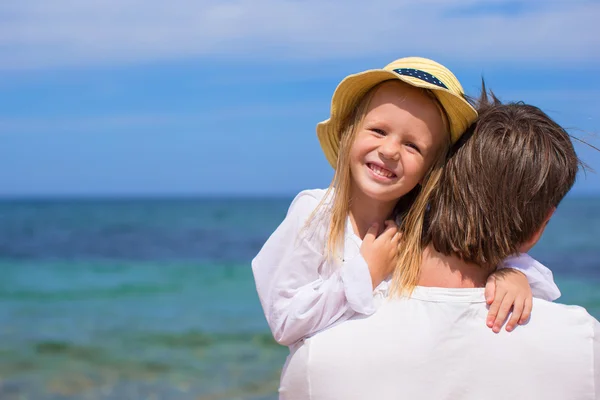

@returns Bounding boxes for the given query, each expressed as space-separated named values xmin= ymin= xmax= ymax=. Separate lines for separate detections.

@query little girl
xmin=252 ymin=57 xmax=561 ymax=347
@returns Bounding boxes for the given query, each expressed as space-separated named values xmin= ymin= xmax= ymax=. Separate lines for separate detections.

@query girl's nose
xmin=378 ymin=138 xmax=401 ymax=161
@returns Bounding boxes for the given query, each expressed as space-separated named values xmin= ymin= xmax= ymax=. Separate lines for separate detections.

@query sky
xmin=1 ymin=0 xmax=599 ymax=197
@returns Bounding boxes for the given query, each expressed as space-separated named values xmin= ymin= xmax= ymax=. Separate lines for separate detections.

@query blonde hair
xmin=308 ymin=80 xmax=451 ymax=271
xmin=306 ymin=85 xmax=379 ymax=263
xmin=389 ymin=148 xmax=448 ymax=296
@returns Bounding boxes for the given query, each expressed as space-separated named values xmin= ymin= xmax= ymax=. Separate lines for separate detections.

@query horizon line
xmin=0 ymin=191 xmax=598 ymax=202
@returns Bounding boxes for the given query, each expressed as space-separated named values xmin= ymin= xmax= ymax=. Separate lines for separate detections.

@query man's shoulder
xmin=529 ymin=297 xmax=598 ymax=330
xmin=531 ymin=297 xmax=594 ymax=316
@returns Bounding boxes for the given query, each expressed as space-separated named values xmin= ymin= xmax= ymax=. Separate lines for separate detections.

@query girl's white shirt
xmin=251 ymin=189 xmax=561 ymax=347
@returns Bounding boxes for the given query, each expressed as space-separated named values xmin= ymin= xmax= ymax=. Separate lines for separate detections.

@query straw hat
xmin=317 ymin=56 xmax=478 ymax=168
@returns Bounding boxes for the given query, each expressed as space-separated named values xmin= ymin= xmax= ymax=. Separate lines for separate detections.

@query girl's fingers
xmin=364 ymin=223 xmax=379 ymax=243
xmin=492 ymin=294 xmax=516 ymax=333
xmin=379 ymin=223 xmax=398 ymax=240
xmin=519 ymin=297 xmax=533 ymax=325
xmin=505 ymin=296 xmax=524 ymax=332
xmin=486 ymin=290 xmax=505 ymax=329
xmin=484 ymin=276 xmax=496 ymax=305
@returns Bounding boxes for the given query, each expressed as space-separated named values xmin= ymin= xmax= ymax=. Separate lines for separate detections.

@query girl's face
xmin=349 ymin=81 xmax=447 ymax=204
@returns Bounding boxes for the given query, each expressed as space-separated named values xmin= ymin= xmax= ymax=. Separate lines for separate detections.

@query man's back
xmin=280 ymin=287 xmax=600 ymax=399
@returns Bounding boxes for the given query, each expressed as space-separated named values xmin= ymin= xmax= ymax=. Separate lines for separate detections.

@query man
xmin=279 ymin=91 xmax=600 ymax=399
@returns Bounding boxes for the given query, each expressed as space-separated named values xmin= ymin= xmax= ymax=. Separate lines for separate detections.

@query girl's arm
xmin=485 ymin=253 xmax=560 ymax=333
xmin=499 ymin=253 xmax=561 ymax=301
xmin=252 ymin=190 xmax=376 ymax=346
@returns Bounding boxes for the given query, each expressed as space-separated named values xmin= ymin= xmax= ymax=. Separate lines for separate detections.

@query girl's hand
xmin=484 ymin=268 xmax=533 ymax=333
xmin=361 ymin=220 xmax=401 ymax=289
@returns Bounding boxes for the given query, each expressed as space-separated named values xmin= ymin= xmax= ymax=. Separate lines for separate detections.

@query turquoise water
xmin=0 ymin=196 xmax=599 ymax=399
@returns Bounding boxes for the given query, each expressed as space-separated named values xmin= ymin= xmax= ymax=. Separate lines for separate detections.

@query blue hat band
xmin=393 ymin=68 xmax=448 ymax=90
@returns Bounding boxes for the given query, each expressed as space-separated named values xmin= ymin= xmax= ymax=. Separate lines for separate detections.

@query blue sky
xmin=1 ymin=0 xmax=599 ymax=197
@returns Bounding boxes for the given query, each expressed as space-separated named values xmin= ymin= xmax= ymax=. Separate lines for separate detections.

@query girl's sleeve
xmin=499 ymin=253 xmax=561 ymax=301
xmin=251 ymin=190 xmax=375 ymax=346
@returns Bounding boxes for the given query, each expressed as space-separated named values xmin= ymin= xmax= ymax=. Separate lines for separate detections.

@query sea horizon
xmin=0 ymin=189 xmax=599 ymax=202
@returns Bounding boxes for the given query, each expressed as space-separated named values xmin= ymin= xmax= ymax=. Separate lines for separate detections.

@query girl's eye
xmin=406 ymin=143 xmax=421 ymax=154
xmin=371 ymin=128 xmax=386 ymax=136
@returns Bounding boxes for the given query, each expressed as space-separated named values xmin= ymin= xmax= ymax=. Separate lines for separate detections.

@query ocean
xmin=0 ymin=195 xmax=599 ymax=399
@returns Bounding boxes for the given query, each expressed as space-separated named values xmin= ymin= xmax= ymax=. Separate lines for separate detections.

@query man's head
xmin=425 ymin=90 xmax=582 ymax=270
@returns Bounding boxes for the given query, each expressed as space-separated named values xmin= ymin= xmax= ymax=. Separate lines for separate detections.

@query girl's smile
xmin=366 ymin=162 xmax=397 ymax=181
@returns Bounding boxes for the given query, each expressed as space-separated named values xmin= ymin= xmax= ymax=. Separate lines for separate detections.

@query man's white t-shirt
xmin=280 ymin=286 xmax=600 ymax=400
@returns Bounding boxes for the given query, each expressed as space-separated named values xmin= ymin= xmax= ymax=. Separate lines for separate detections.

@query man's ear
xmin=518 ymin=207 xmax=556 ymax=253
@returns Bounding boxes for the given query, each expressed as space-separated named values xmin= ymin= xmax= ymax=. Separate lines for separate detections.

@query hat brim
xmin=317 ymin=69 xmax=476 ymax=169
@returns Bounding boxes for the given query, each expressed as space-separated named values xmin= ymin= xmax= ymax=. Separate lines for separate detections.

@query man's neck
xmin=418 ymin=244 xmax=490 ymax=288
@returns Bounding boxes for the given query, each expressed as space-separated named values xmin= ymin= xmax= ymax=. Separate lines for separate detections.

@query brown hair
xmin=392 ymin=85 xmax=583 ymax=293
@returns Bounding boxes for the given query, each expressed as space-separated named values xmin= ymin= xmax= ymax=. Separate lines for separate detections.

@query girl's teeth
xmin=370 ymin=164 xmax=394 ymax=178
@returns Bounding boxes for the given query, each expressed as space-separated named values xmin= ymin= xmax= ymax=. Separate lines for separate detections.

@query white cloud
xmin=0 ymin=0 xmax=599 ymax=70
